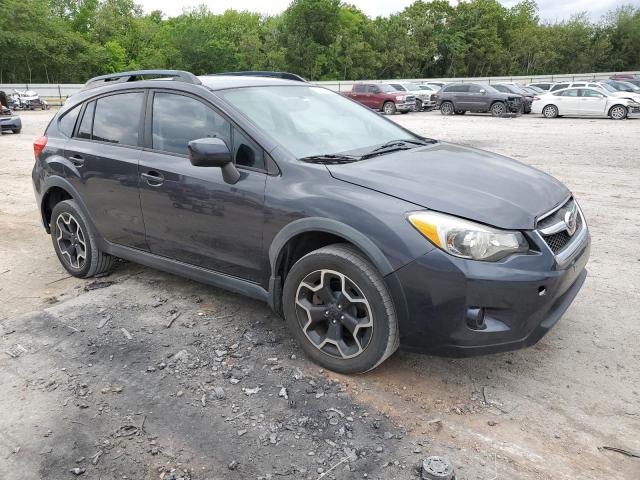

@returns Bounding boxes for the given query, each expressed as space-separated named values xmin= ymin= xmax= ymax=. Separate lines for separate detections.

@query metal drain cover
xmin=422 ymin=456 xmax=454 ymax=480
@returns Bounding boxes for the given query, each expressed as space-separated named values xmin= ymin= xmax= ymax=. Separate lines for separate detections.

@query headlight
xmin=407 ymin=211 xmax=529 ymax=261
xmin=395 ymin=95 xmax=406 ymax=101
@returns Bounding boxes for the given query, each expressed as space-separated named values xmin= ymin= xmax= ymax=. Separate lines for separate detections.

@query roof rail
xmin=83 ymin=70 xmax=202 ymax=90
xmin=208 ymin=71 xmax=307 ymax=82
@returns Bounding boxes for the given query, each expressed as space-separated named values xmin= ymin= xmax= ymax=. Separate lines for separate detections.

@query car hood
xmin=326 ymin=142 xmax=569 ymax=230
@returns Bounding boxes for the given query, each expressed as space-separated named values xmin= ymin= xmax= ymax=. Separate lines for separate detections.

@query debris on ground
xmin=422 ymin=456 xmax=455 ymax=480
xmin=84 ymin=280 xmax=114 ymax=291
xmin=600 ymin=446 xmax=640 ymax=458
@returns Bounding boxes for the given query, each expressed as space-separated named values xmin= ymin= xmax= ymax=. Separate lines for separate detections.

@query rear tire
xmin=383 ymin=101 xmax=396 ymax=115
xmin=282 ymin=244 xmax=399 ymax=374
xmin=609 ymin=105 xmax=627 ymax=120
xmin=440 ymin=101 xmax=454 ymax=115
xmin=542 ymin=104 xmax=559 ymax=118
xmin=50 ymin=200 xmax=114 ymax=278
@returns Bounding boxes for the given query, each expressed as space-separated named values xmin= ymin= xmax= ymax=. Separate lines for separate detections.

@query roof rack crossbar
xmin=83 ymin=70 xmax=202 ymax=89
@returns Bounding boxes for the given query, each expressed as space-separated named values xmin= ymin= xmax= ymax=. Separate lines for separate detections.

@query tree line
xmin=0 ymin=0 xmax=638 ymax=84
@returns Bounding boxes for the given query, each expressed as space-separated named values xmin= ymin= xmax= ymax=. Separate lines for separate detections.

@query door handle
xmin=69 ymin=155 xmax=84 ymax=167
xmin=141 ymin=171 xmax=164 ymax=186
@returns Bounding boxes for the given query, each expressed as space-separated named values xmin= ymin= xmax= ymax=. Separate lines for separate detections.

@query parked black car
xmin=493 ymin=83 xmax=533 ymax=113
xmin=32 ymin=70 xmax=589 ymax=373
xmin=0 ymin=91 xmax=21 ymax=133
xmin=436 ymin=83 xmax=523 ymax=116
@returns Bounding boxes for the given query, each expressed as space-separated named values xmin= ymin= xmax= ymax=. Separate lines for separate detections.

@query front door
xmin=64 ymin=91 xmax=147 ymax=250
xmin=138 ymin=91 xmax=266 ymax=282
xmin=579 ymin=89 xmax=608 ymax=115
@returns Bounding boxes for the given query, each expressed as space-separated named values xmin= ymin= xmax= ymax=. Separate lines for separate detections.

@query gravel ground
xmin=0 ymin=109 xmax=639 ymax=479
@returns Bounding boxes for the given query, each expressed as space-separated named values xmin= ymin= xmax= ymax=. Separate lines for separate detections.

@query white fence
xmin=1 ymin=71 xmax=638 ymax=104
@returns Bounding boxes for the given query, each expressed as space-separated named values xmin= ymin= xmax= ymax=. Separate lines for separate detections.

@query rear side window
xmin=550 ymin=83 xmax=569 ymax=91
xmin=558 ymin=89 xmax=579 ymax=97
xmin=58 ymin=104 xmax=81 ymax=137
xmin=152 ymin=92 xmax=231 ymax=156
xmin=76 ymin=101 xmax=95 ymax=139
xmin=92 ymin=92 xmax=143 ymax=146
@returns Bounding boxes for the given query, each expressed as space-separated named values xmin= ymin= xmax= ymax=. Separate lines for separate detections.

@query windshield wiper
xmin=360 ymin=138 xmax=434 ymax=159
xmin=300 ymin=153 xmax=361 ymax=164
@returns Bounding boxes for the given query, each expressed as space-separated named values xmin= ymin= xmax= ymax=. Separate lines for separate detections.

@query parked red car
xmin=343 ymin=83 xmax=414 ymax=115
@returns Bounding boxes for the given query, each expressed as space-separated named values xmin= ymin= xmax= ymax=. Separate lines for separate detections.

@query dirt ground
xmin=0 ymin=109 xmax=639 ymax=479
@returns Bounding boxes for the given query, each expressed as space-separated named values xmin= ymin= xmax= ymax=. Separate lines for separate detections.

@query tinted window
xmin=354 ymin=84 xmax=366 ymax=93
xmin=367 ymin=85 xmax=380 ymax=93
xmin=58 ymin=104 xmax=81 ymax=137
xmin=152 ymin=92 xmax=231 ymax=156
xmin=550 ymin=83 xmax=570 ymax=91
xmin=390 ymin=84 xmax=404 ymax=91
xmin=233 ymin=128 xmax=264 ymax=169
xmin=444 ymin=85 xmax=469 ymax=93
xmin=559 ymin=89 xmax=579 ymax=97
xmin=92 ymin=93 xmax=143 ymax=146
xmin=581 ymin=89 xmax=603 ymax=98
xmin=76 ymin=101 xmax=94 ymax=139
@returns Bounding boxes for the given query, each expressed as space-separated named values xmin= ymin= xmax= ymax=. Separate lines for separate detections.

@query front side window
xmin=354 ymin=85 xmax=366 ymax=93
xmin=152 ymin=92 xmax=231 ymax=156
xmin=91 ymin=92 xmax=143 ymax=146
xmin=470 ymin=84 xmax=488 ymax=93
xmin=218 ymin=85 xmax=420 ymax=158
xmin=580 ymin=89 xmax=603 ymax=98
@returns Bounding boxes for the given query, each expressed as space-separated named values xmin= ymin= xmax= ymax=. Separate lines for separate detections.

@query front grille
xmin=543 ymin=215 xmax=582 ymax=253
xmin=537 ymin=198 xmax=584 ymax=255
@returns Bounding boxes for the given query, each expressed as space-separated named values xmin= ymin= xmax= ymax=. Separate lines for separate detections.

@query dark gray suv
xmin=32 ymin=70 xmax=590 ymax=373
xmin=437 ymin=83 xmax=523 ymax=116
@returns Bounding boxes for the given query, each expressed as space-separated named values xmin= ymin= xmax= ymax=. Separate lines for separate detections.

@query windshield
xmin=402 ymin=82 xmax=421 ymax=91
xmin=598 ymin=83 xmax=616 ymax=92
xmin=378 ymin=84 xmax=396 ymax=92
xmin=219 ymin=86 xmax=419 ymax=158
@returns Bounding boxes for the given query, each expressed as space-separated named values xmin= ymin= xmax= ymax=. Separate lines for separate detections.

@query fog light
xmin=466 ymin=307 xmax=486 ymax=330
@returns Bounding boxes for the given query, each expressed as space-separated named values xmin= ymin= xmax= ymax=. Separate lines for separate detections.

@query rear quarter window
xmin=58 ymin=104 xmax=81 ymax=137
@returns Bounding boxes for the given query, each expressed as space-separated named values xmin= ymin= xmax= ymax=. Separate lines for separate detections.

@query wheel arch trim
xmin=40 ymin=177 xmax=95 ymax=234
xmin=268 ymin=217 xmax=395 ymax=279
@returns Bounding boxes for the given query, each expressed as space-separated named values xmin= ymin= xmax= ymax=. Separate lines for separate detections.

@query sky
xmin=136 ymin=0 xmax=639 ymax=22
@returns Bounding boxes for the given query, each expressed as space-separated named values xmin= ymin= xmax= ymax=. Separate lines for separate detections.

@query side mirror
xmin=479 ymin=89 xmax=486 ymax=94
xmin=188 ymin=137 xmax=240 ymax=184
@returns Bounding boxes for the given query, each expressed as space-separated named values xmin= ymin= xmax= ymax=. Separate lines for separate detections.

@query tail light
xmin=34 ymin=135 xmax=47 ymax=159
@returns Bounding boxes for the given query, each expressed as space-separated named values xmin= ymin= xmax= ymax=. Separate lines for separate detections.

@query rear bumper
xmin=387 ymin=227 xmax=590 ymax=356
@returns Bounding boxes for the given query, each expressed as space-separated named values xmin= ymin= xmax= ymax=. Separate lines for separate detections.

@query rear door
xmin=64 ymin=91 xmax=147 ymax=249
xmin=450 ymin=85 xmax=471 ymax=109
xmin=138 ymin=90 xmax=266 ymax=282
xmin=555 ymin=88 xmax=580 ymax=114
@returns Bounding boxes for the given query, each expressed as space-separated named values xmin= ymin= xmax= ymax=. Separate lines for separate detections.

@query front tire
xmin=12 ymin=128 xmax=21 ymax=134
xmin=609 ymin=105 xmax=627 ymax=120
xmin=490 ymin=102 xmax=506 ymax=116
xmin=454 ymin=110 xmax=466 ymax=115
xmin=50 ymin=200 xmax=114 ymax=278
xmin=282 ymin=244 xmax=399 ymax=374
xmin=382 ymin=101 xmax=397 ymax=115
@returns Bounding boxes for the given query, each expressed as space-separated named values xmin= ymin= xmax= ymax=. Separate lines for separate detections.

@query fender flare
xmin=268 ymin=217 xmax=395 ymax=278
xmin=40 ymin=176 xmax=96 ymax=233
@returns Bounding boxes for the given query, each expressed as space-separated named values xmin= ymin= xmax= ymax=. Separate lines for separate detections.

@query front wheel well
xmin=42 ymin=187 xmax=73 ymax=232
xmin=273 ymin=231 xmax=371 ymax=312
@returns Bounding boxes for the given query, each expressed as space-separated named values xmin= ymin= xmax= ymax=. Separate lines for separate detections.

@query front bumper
xmin=396 ymin=102 xmax=414 ymax=112
xmin=0 ymin=116 xmax=21 ymax=131
xmin=387 ymin=226 xmax=590 ymax=356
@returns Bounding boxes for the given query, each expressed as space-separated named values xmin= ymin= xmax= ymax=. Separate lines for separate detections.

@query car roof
xmin=199 ymin=75 xmax=307 ymax=90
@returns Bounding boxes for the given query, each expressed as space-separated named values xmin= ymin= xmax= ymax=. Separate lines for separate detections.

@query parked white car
xmin=532 ymin=87 xmax=640 ymax=120
xmin=386 ymin=82 xmax=431 ymax=110
xmin=548 ymin=81 xmax=640 ymax=103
